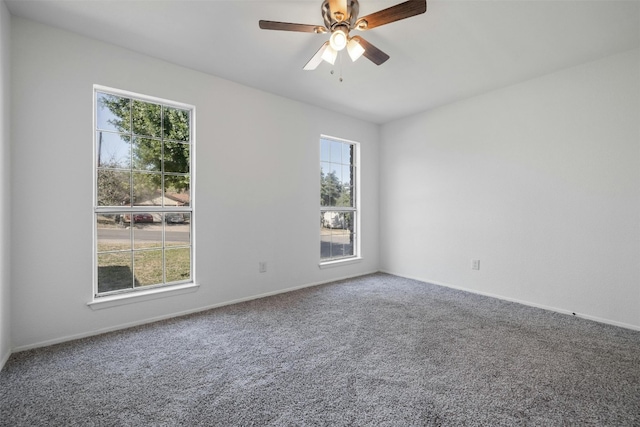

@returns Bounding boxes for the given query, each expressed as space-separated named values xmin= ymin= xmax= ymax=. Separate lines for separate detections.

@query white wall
xmin=8 ymin=13 xmax=638 ymax=354
xmin=10 ymin=17 xmax=379 ymax=350
xmin=380 ymin=48 xmax=640 ymax=330
xmin=0 ymin=0 xmax=11 ymax=367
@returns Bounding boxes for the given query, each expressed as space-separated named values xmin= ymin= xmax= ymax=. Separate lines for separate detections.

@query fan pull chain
xmin=330 ymin=52 xmax=344 ymax=82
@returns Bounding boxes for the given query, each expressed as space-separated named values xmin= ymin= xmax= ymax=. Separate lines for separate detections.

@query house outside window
xmin=320 ymin=136 xmax=359 ymax=262
xmin=94 ymin=86 xmax=194 ymax=296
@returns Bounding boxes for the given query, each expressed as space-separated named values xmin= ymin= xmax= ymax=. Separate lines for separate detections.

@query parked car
xmin=134 ymin=213 xmax=154 ymax=223
xmin=116 ymin=213 xmax=154 ymax=224
xmin=165 ymin=213 xmax=185 ymax=224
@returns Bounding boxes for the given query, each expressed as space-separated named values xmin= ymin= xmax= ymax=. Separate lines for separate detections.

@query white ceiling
xmin=6 ymin=0 xmax=640 ymax=124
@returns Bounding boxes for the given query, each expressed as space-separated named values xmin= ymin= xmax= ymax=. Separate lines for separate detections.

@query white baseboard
xmin=15 ymin=269 xmax=635 ymax=355
xmin=0 ymin=348 xmax=10 ymax=372
xmin=12 ymin=270 xmax=379 ymax=353
xmin=379 ymin=269 xmax=640 ymax=332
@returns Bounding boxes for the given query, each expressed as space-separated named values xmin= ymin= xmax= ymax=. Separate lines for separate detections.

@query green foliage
xmin=321 ymin=170 xmax=341 ymax=206
xmin=336 ymin=188 xmax=352 ymax=207
xmin=164 ymin=107 xmax=190 ymax=142
xmin=321 ymin=170 xmax=352 ymax=207
xmin=132 ymin=100 xmax=161 ymax=137
xmin=97 ymin=93 xmax=191 ymax=205
xmin=97 ymin=168 xmax=130 ymax=206
xmin=99 ymin=94 xmax=131 ymax=132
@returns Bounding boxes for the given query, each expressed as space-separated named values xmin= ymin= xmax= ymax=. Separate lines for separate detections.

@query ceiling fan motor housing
xmin=322 ymin=0 xmax=360 ymax=30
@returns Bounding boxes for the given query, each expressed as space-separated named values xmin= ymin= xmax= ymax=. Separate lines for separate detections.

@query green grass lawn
xmin=98 ymin=243 xmax=190 ymax=293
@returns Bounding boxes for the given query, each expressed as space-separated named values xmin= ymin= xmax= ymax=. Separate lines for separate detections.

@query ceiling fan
xmin=259 ymin=0 xmax=427 ymax=70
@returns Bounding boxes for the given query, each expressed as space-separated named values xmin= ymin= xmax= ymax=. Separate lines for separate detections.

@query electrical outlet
xmin=259 ymin=262 xmax=267 ymax=273
xmin=471 ymin=259 xmax=480 ymax=270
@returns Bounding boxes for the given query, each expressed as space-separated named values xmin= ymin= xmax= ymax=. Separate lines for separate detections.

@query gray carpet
xmin=1 ymin=273 xmax=639 ymax=426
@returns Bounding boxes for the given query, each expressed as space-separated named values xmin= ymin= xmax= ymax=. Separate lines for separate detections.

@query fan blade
xmin=351 ymin=36 xmax=390 ymax=65
xmin=355 ymin=0 xmax=426 ymax=30
xmin=304 ymin=42 xmax=331 ymax=70
xmin=329 ymin=0 xmax=348 ymax=21
xmin=259 ymin=20 xmax=327 ymax=33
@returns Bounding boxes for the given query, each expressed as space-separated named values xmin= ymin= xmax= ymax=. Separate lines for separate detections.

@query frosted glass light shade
xmin=321 ymin=45 xmax=338 ymax=65
xmin=329 ymin=27 xmax=348 ymax=51
xmin=347 ymin=38 xmax=365 ymax=62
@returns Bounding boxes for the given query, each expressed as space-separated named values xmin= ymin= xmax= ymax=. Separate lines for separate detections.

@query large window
xmin=94 ymin=86 xmax=194 ymax=296
xmin=320 ymin=136 xmax=359 ymax=262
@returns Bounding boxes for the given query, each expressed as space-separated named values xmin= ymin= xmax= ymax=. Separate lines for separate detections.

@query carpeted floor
xmin=1 ymin=273 xmax=639 ymax=426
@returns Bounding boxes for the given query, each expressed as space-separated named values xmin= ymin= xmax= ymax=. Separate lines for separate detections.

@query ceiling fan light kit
xmin=329 ymin=26 xmax=349 ymax=51
xmin=321 ymin=43 xmax=338 ymax=65
xmin=259 ymin=0 xmax=427 ymax=71
xmin=346 ymin=38 xmax=365 ymax=61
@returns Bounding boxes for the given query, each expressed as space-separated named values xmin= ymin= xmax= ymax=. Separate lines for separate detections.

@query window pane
xmin=134 ymin=250 xmax=163 ymax=286
xmin=165 ymin=248 xmax=191 ymax=283
xmin=98 ymin=252 xmax=133 ymax=293
xmin=330 ymin=140 xmax=342 ymax=163
xmin=133 ymin=214 xmax=160 ymax=249
xmin=164 ymin=175 xmax=190 ymax=206
xmin=97 ymin=214 xmax=130 ymax=252
xmin=133 ymin=172 xmax=162 ymax=206
xmin=341 ymin=165 xmax=353 ymax=188
xmin=320 ymin=162 xmax=331 ymax=177
xmin=331 ymin=232 xmax=354 ymax=258
xmin=97 ymin=169 xmax=131 ymax=207
xmin=97 ymin=132 xmax=130 ymax=169
xmin=164 ymin=141 xmax=189 ymax=173
xmin=321 ymin=211 xmax=341 ymax=231
xmin=332 ymin=212 xmax=354 ymax=258
xmin=344 ymin=211 xmax=354 ymax=232
xmin=132 ymin=100 xmax=162 ymax=137
xmin=335 ymin=187 xmax=352 ymax=207
xmin=96 ymin=93 xmax=130 ymax=133
xmin=320 ymin=213 xmax=331 ymax=259
xmin=163 ymin=107 xmax=190 ymax=142
xmin=132 ymin=137 xmax=161 ymax=171
xmin=165 ymin=213 xmax=190 ymax=247
xmin=321 ymin=211 xmax=355 ymax=260
xmin=342 ymin=143 xmax=352 ymax=166
xmin=330 ymin=163 xmax=341 ymax=180
xmin=321 ymin=167 xmax=340 ymax=206
xmin=320 ymin=139 xmax=330 ymax=162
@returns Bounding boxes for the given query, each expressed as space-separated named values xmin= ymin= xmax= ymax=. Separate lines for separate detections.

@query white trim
xmin=319 ymin=134 xmax=359 ymax=146
xmin=11 ymin=271 xmax=640 ymax=354
xmin=92 ymin=88 xmax=98 ymax=296
xmin=189 ymin=105 xmax=197 ymax=290
xmin=92 ymin=84 xmax=196 ymax=297
xmin=93 ymin=84 xmax=194 ymax=110
xmin=319 ymin=257 xmax=363 ymax=269
xmin=319 ymin=134 xmax=361 ymax=262
xmin=88 ymin=282 xmax=199 ymax=310
xmin=14 ymin=271 xmax=378 ymax=353
xmin=380 ymin=269 xmax=640 ymax=332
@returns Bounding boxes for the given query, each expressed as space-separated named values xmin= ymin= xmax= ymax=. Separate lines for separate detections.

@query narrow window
xmin=94 ymin=86 xmax=194 ymax=296
xmin=320 ymin=136 xmax=359 ymax=262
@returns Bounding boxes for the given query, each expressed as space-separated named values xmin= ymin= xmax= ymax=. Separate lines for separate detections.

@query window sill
xmin=87 ymin=282 xmax=200 ymax=310
xmin=319 ymin=257 xmax=363 ymax=269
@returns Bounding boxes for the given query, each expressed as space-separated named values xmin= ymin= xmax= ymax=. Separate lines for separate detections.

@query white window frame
xmin=91 ymin=85 xmax=197 ymax=305
xmin=319 ymin=135 xmax=361 ymax=267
